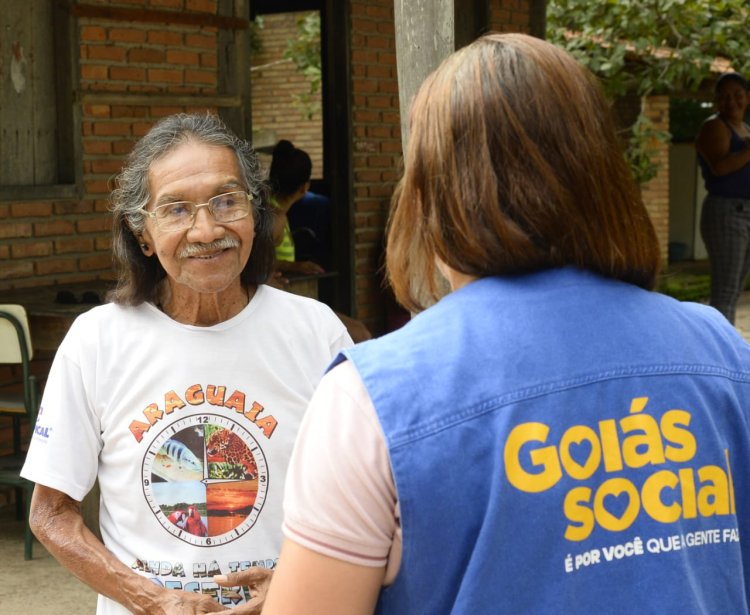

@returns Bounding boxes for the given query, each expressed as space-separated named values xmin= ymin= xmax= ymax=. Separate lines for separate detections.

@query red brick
xmin=185 ymin=70 xmax=215 ymax=85
xmin=53 ymin=200 xmax=93 ymax=216
xmin=110 ymin=66 xmax=147 ymax=81
xmin=148 ymin=68 xmax=183 ymax=84
xmin=11 ymin=241 xmax=53 ymax=258
xmin=55 ymin=236 xmax=94 ymax=254
xmin=167 ymin=50 xmax=199 ymax=65
xmin=80 ymin=26 xmax=107 ymax=42
xmin=128 ymin=48 xmax=167 ymax=63
xmin=185 ymin=33 xmax=215 ymax=49
xmin=84 ymin=140 xmax=113 ymax=155
xmin=93 ymin=122 xmax=132 ymax=137
xmin=77 ymin=217 xmax=112 ymax=233
xmin=79 ymin=253 xmax=112 ymax=271
xmin=186 ymin=0 xmax=217 ymax=11
xmin=35 ymin=259 xmax=77 ymax=276
xmin=10 ymin=202 xmax=53 ymax=217
xmin=84 ymin=104 xmax=112 ymax=118
xmin=200 ymin=52 xmax=217 ymax=68
xmin=81 ymin=65 xmax=109 ymax=80
xmin=34 ymin=220 xmax=76 ymax=237
xmin=108 ymin=28 xmax=147 ymax=44
xmin=113 ymin=141 xmax=137 ymax=155
xmin=90 ymin=159 xmax=125 ymax=174
xmin=147 ymin=31 xmax=183 ymax=46
xmin=0 ymin=261 xmax=34 ymax=279
xmin=88 ymin=45 xmax=127 ymax=62
xmin=0 ymin=223 xmax=33 ymax=239
xmin=84 ymin=179 xmax=112 ymax=195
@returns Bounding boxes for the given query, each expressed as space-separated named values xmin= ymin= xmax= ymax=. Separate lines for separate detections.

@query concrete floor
xmin=3 ymin=291 xmax=750 ymax=614
xmin=0 ymin=505 xmax=97 ymax=612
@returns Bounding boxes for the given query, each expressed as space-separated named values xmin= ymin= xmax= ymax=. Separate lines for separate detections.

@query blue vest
xmin=698 ymin=115 xmax=750 ymax=199
xmin=338 ymin=268 xmax=750 ymax=614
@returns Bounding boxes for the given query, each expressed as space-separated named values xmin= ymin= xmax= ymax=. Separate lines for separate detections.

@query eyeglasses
xmin=140 ymin=191 xmax=252 ymax=232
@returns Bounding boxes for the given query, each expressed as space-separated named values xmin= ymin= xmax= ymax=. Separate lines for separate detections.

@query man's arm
xmin=29 ymin=484 xmax=227 ymax=615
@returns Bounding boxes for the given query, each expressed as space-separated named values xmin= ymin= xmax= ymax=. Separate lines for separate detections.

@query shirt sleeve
xmin=282 ymin=360 xmax=400 ymax=572
xmin=20 ymin=325 xmax=102 ymax=501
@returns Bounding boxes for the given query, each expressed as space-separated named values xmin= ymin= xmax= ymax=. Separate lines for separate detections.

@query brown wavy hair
xmin=386 ymin=33 xmax=660 ymax=312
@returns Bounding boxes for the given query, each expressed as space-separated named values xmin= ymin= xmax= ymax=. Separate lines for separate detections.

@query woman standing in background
xmin=696 ymin=72 xmax=750 ymax=323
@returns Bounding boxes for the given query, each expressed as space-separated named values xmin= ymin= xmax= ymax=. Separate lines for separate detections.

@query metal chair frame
xmin=0 ymin=306 xmax=39 ymax=560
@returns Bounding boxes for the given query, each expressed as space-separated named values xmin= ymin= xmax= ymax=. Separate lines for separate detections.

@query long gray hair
xmin=109 ymin=113 xmax=274 ymax=305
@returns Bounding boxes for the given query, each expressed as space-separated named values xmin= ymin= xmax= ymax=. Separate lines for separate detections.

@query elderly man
xmin=21 ymin=113 xmax=352 ymax=614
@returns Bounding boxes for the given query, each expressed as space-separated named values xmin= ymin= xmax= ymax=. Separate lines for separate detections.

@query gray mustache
xmin=179 ymin=237 xmax=240 ymax=258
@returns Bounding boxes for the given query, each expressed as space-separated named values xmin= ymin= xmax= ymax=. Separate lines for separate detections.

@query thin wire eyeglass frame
xmin=139 ymin=190 xmax=254 ymax=232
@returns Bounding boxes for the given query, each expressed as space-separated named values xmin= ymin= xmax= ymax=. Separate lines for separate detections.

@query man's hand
xmin=145 ymin=589 xmax=229 ymax=615
xmin=214 ymin=568 xmax=274 ymax=615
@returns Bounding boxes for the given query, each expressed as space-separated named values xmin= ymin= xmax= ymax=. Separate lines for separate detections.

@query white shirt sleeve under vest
xmin=282 ymin=360 xmax=402 ymax=584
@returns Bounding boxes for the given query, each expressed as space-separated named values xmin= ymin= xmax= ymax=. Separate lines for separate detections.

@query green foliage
xmin=249 ymin=16 xmax=264 ymax=55
xmin=624 ymin=115 xmax=671 ymax=184
xmin=547 ymin=0 xmax=750 ymax=182
xmin=284 ymin=12 xmax=322 ymax=120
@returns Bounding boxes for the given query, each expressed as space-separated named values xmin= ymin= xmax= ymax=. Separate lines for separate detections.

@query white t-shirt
xmin=22 ymin=285 xmax=352 ymax=614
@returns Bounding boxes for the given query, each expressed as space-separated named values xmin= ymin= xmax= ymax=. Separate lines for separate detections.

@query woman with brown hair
xmin=222 ymin=34 xmax=750 ymax=614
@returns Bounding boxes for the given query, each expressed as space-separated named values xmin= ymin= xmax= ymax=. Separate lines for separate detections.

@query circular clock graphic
xmin=141 ymin=413 xmax=269 ymax=547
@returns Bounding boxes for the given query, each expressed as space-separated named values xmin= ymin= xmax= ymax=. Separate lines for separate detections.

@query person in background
xmin=225 ymin=33 xmax=750 ymax=614
xmin=287 ymin=190 xmax=332 ymax=270
xmin=268 ymin=140 xmax=326 ymax=276
xmin=696 ymin=71 xmax=750 ymax=323
xmin=21 ymin=113 xmax=351 ymax=615
xmin=267 ymin=139 xmax=372 ymax=343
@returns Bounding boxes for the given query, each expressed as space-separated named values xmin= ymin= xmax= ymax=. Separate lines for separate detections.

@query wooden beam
xmin=394 ymin=0 xmax=488 ymax=151
xmin=71 ymin=3 xmax=249 ymax=30
xmin=394 ymin=0 xmax=454 ymax=151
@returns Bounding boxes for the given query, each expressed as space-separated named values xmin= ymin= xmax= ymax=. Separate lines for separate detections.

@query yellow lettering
xmin=244 ymin=401 xmax=264 ymax=422
xmin=164 ymin=390 xmax=186 ymax=414
xmin=593 ymin=478 xmax=639 ymax=532
xmin=679 ymin=468 xmax=698 ymax=519
xmin=598 ymin=418 xmax=623 ymax=472
xmin=186 ymin=384 xmax=204 ymax=405
xmin=559 ymin=425 xmax=600 ymax=480
xmin=697 ymin=465 xmax=731 ymax=516
xmin=143 ymin=403 xmax=163 ymax=426
xmin=255 ymin=415 xmax=278 ymax=438
xmin=620 ymin=414 xmax=665 ymax=468
xmin=503 ymin=422 xmax=562 ymax=493
xmin=206 ymin=385 xmax=226 ymax=406
xmin=225 ymin=390 xmax=246 ymax=414
xmin=564 ymin=487 xmax=594 ymax=542
xmin=661 ymin=410 xmax=696 ymax=462
xmin=641 ymin=470 xmax=681 ymax=523
xmin=129 ymin=419 xmax=151 ymax=443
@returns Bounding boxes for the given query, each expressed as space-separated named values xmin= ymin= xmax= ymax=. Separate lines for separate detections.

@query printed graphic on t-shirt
xmin=142 ymin=413 xmax=269 ymax=547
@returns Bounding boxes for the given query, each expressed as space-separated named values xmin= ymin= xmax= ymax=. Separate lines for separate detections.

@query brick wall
xmin=490 ymin=0 xmax=531 ymax=31
xmin=349 ymin=0 xmax=401 ymax=331
xmin=0 ymin=1 xmax=237 ymax=468
xmin=640 ymin=95 xmax=671 ymax=264
xmin=250 ymin=12 xmax=323 ymax=176
xmin=0 ymin=0 xmax=229 ymax=292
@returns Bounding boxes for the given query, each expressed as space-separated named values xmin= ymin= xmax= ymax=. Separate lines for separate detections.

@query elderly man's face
xmin=141 ymin=140 xmax=254 ymax=296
